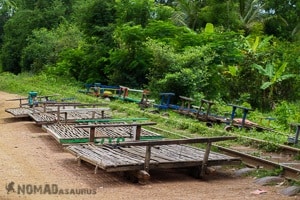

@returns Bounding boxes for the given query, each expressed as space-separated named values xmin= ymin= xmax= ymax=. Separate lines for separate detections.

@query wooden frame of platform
xmin=6 ymin=94 xmax=58 ymax=108
xmin=74 ymin=122 xmax=158 ymax=142
xmin=66 ymin=136 xmax=240 ymax=182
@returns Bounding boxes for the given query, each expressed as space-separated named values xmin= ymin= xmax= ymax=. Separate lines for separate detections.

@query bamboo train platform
xmin=66 ymin=136 xmax=241 ymax=182
xmin=30 ymin=108 xmax=112 ymax=124
xmin=4 ymin=94 xmax=63 ymax=118
xmin=42 ymin=122 xmax=163 ymax=144
xmin=4 ymin=102 xmax=79 ymax=118
xmin=5 ymin=107 xmax=44 ymax=118
xmin=5 ymin=102 xmax=110 ymax=121
xmin=28 ymin=103 xmax=111 ymax=124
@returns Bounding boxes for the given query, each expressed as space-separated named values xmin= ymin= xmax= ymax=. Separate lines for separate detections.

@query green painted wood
xmin=75 ymin=117 xmax=148 ymax=123
xmin=59 ymin=135 xmax=163 ymax=144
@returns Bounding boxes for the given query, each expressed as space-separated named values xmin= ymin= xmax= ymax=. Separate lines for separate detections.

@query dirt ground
xmin=0 ymin=91 xmax=298 ymax=200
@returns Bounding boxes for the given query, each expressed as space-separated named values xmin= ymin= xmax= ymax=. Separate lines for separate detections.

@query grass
xmin=250 ymin=167 xmax=284 ymax=179
xmin=0 ymin=72 xmax=102 ymax=103
xmin=0 ymin=71 xmax=297 ymax=150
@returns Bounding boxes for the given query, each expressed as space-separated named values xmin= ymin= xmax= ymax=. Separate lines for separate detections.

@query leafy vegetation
xmin=0 ymin=72 xmax=297 ymax=145
xmin=0 ymin=0 xmax=298 ymax=112
xmin=251 ymin=167 xmax=284 ymax=179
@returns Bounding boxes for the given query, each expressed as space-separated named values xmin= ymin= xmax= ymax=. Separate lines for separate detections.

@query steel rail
xmin=148 ymin=126 xmax=300 ymax=154
xmin=215 ymin=145 xmax=300 ymax=180
xmin=146 ymin=126 xmax=300 ymax=180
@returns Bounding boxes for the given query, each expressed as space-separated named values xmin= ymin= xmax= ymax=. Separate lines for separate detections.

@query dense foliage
xmin=0 ymin=0 xmax=299 ymax=111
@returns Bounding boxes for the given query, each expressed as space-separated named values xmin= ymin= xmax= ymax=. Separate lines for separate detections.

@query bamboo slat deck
xmin=24 ymin=105 xmax=79 ymax=122
xmin=29 ymin=108 xmax=112 ymax=124
xmin=4 ymin=104 xmax=81 ymax=118
xmin=66 ymin=143 xmax=240 ymax=173
xmin=42 ymin=123 xmax=163 ymax=144
xmin=4 ymin=95 xmax=62 ymax=117
xmin=5 ymin=107 xmax=44 ymax=118
xmin=5 ymin=102 xmax=110 ymax=121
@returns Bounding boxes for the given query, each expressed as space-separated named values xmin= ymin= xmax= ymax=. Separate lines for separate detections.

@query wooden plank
xmin=5 ymin=107 xmax=43 ymax=117
xmin=144 ymin=146 xmax=151 ymax=172
xmin=29 ymin=113 xmax=58 ymax=123
xmin=42 ymin=101 xmax=108 ymax=107
xmin=137 ymin=146 xmax=184 ymax=162
xmin=200 ymin=142 xmax=212 ymax=178
xmin=59 ymin=107 xmax=110 ymax=113
xmin=90 ymin=127 xmax=95 ymax=142
xmin=32 ymin=111 xmax=111 ymax=124
xmin=228 ymin=104 xmax=253 ymax=111
xmin=42 ymin=102 xmax=82 ymax=106
xmin=83 ymin=145 xmax=143 ymax=166
xmin=179 ymin=96 xmax=194 ymax=101
xmin=112 ymin=136 xmax=237 ymax=146
xmin=151 ymin=145 xmax=202 ymax=161
xmin=75 ymin=122 xmax=157 ymax=129
xmin=201 ymin=99 xmax=215 ymax=104
xmin=6 ymin=97 xmax=28 ymax=101
xmin=113 ymin=147 xmax=151 ymax=162
xmin=42 ymin=102 xmax=108 ymax=112
xmin=56 ymin=107 xmax=111 ymax=123
xmin=76 ymin=118 xmax=148 ymax=123
xmin=42 ymin=123 xmax=162 ymax=145
xmin=135 ymin=125 xmax=141 ymax=140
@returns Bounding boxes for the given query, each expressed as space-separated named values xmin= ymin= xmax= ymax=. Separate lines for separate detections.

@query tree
xmin=172 ymin=0 xmax=205 ymax=30
xmin=106 ymin=23 xmax=150 ymax=87
xmin=264 ymin=0 xmax=300 ymax=40
xmin=73 ymin=0 xmax=116 ymax=39
xmin=155 ymin=0 xmax=175 ymax=5
xmin=115 ymin=0 xmax=153 ymax=28
xmin=1 ymin=0 xmax=17 ymax=9
xmin=252 ymin=61 xmax=296 ymax=108
xmin=236 ymin=34 xmax=298 ymax=109
xmin=239 ymin=0 xmax=265 ymax=32
xmin=1 ymin=9 xmax=42 ymax=73
xmin=21 ymin=23 xmax=84 ymax=73
xmin=1 ymin=0 xmax=70 ymax=74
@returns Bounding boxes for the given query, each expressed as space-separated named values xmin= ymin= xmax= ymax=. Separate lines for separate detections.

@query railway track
xmin=146 ymin=126 xmax=300 ymax=181
xmin=216 ymin=145 xmax=300 ymax=180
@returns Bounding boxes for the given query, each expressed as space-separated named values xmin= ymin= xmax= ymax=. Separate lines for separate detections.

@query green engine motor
xmin=28 ymin=91 xmax=38 ymax=107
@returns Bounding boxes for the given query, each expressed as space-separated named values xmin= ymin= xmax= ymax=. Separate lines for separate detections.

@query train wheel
xmin=224 ymin=125 xmax=232 ymax=132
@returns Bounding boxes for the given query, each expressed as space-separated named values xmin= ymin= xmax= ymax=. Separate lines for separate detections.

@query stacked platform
xmin=4 ymin=95 xmax=241 ymax=183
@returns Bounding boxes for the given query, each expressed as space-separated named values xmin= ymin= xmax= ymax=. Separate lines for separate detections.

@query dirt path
xmin=0 ymin=91 xmax=297 ymax=200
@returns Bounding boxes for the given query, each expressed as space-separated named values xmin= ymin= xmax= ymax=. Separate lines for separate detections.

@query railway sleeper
xmin=123 ymin=170 xmax=150 ymax=184
xmin=189 ymin=166 xmax=213 ymax=179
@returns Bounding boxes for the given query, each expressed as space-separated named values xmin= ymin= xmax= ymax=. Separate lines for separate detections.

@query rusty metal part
xmin=147 ymin=126 xmax=300 ymax=181
xmin=216 ymin=145 xmax=300 ymax=180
